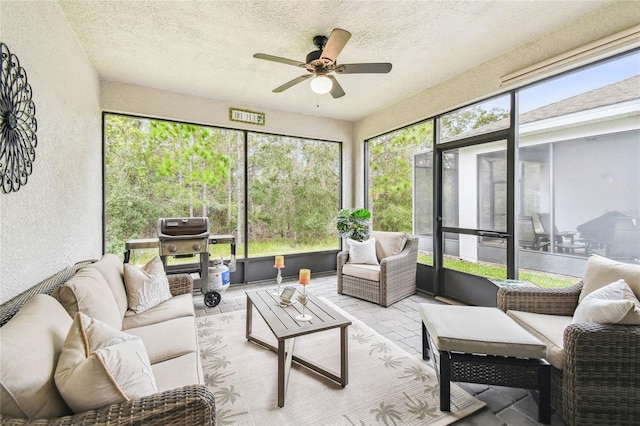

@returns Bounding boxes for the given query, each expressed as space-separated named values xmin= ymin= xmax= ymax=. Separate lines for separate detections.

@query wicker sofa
xmin=497 ymin=255 xmax=640 ymax=426
xmin=0 ymin=255 xmax=215 ymax=425
xmin=337 ymin=231 xmax=418 ymax=307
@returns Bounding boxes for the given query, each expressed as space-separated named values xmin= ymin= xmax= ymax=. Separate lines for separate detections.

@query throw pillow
xmin=124 ymin=256 xmax=172 ymax=314
xmin=580 ymin=255 xmax=640 ymax=302
xmin=347 ymin=238 xmax=379 ymax=265
xmin=55 ymin=312 xmax=158 ymax=413
xmin=572 ymin=279 xmax=640 ymax=325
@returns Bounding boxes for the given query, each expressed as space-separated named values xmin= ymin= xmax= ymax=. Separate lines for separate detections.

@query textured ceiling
xmin=57 ymin=0 xmax=613 ymax=122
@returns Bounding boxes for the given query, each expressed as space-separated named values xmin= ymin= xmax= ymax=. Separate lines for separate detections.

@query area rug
xmin=196 ymin=298 xmax=485 ymax=425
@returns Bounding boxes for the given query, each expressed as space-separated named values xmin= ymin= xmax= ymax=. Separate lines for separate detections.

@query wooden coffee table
xmin=245 ymin=290 xmax=351 ymax=407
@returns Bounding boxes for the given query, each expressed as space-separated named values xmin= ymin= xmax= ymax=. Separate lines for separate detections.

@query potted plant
xmin=335 ymin=208 xmax=371 ymax=241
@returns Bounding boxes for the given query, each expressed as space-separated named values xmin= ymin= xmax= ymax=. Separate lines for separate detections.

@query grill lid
xmin=158 ymin=217 xmax=209 ymax=238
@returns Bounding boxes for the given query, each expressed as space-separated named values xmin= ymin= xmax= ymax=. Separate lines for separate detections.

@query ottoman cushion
xmin=420 ymin=304 xmax=547 ymax=359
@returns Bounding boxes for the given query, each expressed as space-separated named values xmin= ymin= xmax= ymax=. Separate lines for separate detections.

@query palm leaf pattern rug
xmin=196 ymin=298 xmax=485 ymax=425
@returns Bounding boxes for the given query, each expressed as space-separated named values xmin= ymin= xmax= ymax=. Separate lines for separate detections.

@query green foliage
xmin=105 ymin=115 xmax=341 ymax=255
xmin=335 ymin=208 xmax=371 ymax=241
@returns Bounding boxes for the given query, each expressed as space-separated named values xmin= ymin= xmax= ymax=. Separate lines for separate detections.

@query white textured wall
xmin=0 ymin=2 xmax=102 ymax=303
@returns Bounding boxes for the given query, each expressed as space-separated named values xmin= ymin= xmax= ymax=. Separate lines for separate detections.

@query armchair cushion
xmin=572 ymin=279 xmax=640 ymax=325
xmin=581 ymin=255 xmax=640 ymax=301
xmin=346 ymin=238 xmax=379 ymax=265
xmin=507 ymin=310 xmax=572 ymax=370
xmin=370 ymin=231 xmax=407 ymax=261
xmin=341 ymin=263 xmax=380 ymax=282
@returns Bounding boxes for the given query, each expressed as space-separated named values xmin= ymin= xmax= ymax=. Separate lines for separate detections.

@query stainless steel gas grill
xmin=157 ymin=217 xmax=210 ymax=287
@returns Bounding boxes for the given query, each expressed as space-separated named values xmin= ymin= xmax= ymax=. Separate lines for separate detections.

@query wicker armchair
xmin=0 ymin=260 xmax=216 ymax=426
xmin=497 ymin=283 xmax=640 ymax=426
xmin=337 ymin=231 xmax=418 ymax=307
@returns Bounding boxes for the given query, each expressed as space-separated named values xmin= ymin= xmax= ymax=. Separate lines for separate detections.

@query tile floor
xmin=194 ymin=273 xmax=565 ymax=426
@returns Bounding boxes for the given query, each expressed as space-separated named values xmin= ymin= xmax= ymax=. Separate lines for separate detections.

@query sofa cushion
xmin=89 ymin=254 xmax=128 ymax=318
xmin=0 ymin=295 xmax=73 ymax=419
xmin=125 ymin=316 xmax=199 ymax=364
xmin=370 ymin=231 xmax=407 ymax=261
xmin=122 ymin=293 xmax=195 ymax=329
xmin=581 ymin=255 xmax=640 ymax=302
xmin=53 ymin=267 xmax=123 ymax=330
xmin=573 ymin=280 xmax=640 ymax=325
xmin=152 ymin=352 xmax=203 ymax=392
xmin=507 ymin=310 xmax=573 ymax=370
xmin=124 ymin=256 xmax=173 ymax=314
xmin=55 ymin=312 xmax=158 ymax=413
xmin=346 ymin=237 xmax=379 ymax=265
xmin=341 ymin=263 xmax=381 ymax=282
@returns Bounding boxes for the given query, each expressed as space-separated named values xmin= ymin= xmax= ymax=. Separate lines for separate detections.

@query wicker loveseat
xmin=337 ymin=231 xmax=418 ymax=307
xmin=0 ymin=256 xmax=215 ymax=426
xmin=497 ymin=255 xmax=640 ymax=426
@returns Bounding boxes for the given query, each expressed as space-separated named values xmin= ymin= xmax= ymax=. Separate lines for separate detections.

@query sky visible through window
xmin=519 ymin=50 xmax=639 ymax=113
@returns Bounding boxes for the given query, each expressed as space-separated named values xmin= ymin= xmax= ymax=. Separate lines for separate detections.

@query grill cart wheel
xmin=204 ymin=291 xmax=221 ymax=307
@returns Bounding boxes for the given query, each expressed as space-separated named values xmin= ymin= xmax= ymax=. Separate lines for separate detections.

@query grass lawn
xmin=418 ymin=253 xmax=577 ymax=288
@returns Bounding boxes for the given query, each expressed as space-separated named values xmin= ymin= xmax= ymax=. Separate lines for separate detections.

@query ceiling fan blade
xmin=273 ymin=74 xmax=313 ymax=93
xmin=320 ymin=28 xmax=351 ymax=63
xmin=335 ymin=63 xmax=392 ymax=74
xmin=254 ymin=53 xmax=307 ymax=68
xmin=328 ymin=76 xmax=345 ymax=98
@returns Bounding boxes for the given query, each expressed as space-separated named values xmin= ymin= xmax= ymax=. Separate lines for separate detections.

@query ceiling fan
xmin=253 ymin=28 xmax=392 ymax=98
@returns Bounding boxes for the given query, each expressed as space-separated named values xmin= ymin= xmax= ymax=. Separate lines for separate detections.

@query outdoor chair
xmin=497 ymin=255 xmax=640 ymax=425
xmin=337 ymin=231 xmax=418 ymax=307
xmin=519 ymin=216 xmax=550 ymax=251
xmin=537 ymin=212 xmax=583 ymax=254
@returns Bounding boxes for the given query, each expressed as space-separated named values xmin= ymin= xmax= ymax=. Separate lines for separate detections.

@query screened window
xmin=367 ymin=120 xmax=434 ymax=234
xmin=104 ymin=115 xmax=341 ymax=265
xmin=247 ymin=133 xmax=341 ymax=256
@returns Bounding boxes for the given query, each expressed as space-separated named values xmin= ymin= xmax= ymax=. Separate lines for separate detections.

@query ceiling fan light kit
xmin=310 ymin=74 xmax=332 ymax=94
xmin=254 ymin=28 xmax=392 ymax=99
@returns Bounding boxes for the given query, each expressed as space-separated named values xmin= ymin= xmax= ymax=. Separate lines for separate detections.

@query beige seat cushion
xmin=420 ymin=304 xmax=547 ymax=359
xmin=126 ymin=316 xmax=199 ymax=364
xmin=0 ymin=295 xmax=73 ymax=419
xmin=124 ymin=256 xmax=173 ymax=314
xmin=370 ymin=231 xmax=407 ymax=261
xmin=507 ymin=310 xmax=573 ymax=370
xmin=55 ymin=312 xmax=158 ymax=413
xmin=53 ymin=267 xmax=123 ymax=330
xmin=152 ymin=352 xmax=203 ymax=392
xmin=341 ymin=263 xmax=381 ymax=282
xmin=122 ymin=293 xmax=194 ymax=329
xmin=89 ymin=254 xmax=128 ymax=318
xmin=581 ymin=255 xmax=640 ymax=301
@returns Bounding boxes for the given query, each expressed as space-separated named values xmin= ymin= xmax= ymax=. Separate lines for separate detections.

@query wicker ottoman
xmin=420 ymin=304 xmax=551 ymax=424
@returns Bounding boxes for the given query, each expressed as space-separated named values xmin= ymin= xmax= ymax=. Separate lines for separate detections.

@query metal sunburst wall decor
xmin=0 ymin=42 xmax=38 ymax=194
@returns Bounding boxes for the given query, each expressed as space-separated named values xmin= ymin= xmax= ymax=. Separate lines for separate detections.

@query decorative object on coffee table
xmin=296 ymin=269 xmax=312 ymax=321
xmin=1 ymin=42 xmax=38 ymax=194
xmin=272 ymin=255 xmax=285 ymax=295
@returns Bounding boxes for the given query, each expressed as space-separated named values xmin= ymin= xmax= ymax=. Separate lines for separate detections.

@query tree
xmin=368 ymin=106 xmax=509 ymax=234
